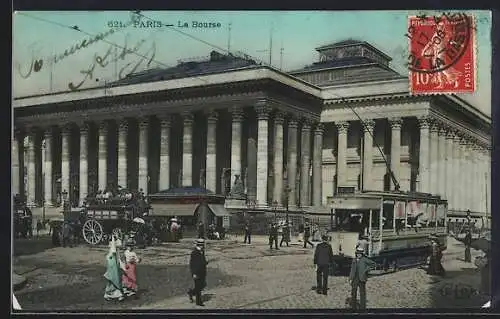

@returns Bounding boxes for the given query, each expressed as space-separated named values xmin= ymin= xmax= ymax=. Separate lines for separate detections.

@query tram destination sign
xmin=337 ymin=186 xmax=356 ymax=195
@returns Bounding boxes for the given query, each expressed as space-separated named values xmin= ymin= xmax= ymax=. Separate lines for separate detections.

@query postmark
xmin=407 ymin=13 xmax=476 ymax=94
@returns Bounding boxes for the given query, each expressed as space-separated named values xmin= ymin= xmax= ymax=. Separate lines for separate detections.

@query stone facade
xmin=12 ymin=50 xmax=491 ymax=216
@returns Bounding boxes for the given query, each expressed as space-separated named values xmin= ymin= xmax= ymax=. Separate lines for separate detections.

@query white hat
xmin=195 ymin=238 xmax=205 ymax=245
xmin=355 ymin=246 xmax=365 ymax=254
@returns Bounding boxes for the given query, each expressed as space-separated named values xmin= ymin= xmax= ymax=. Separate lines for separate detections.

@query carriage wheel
xmin=112 ymin=228 xmax=123 ymax=241
xmin=82 ymin=219 xmax=103 ymax=245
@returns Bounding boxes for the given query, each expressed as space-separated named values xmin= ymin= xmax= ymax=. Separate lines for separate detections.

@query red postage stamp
xmin=407 ymin=13 xmax=476 ymax=95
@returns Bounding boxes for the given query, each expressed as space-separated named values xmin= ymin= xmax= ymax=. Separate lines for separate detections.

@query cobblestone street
xmin=13 ymin=235 xmax=488 ymax=311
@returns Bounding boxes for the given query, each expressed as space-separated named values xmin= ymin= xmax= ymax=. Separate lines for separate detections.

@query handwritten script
xmin=15 ymin=12 xmax=141 ymax=80
xmin=68 ymin=34 xmax=157 ymax=91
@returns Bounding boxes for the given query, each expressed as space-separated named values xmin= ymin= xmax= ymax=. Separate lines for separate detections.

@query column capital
xmin=429 ymin=121 xmax=440 ymax=133
xmin=417 ymin=116 xmax=432 ymax=129
xmin=255 ymin=104 xmax=271 ymax=120
xmin=118 ymin=119 xmax=129 ymax=131
xmin=230 ymin=107 xmax=244 ymax=121
xmin=61 ymin=124 xmax=72 ymax=136
xmin=44 ymin=127 xmax=53 ymax=137
xmin=314 ymin=123 xmax=324 ymax=135
xmin=98 ymin=120 xmax=109 ymax=132
xmin=159 ymin=115 xmax=171 ymax=128
xmin=182 ymin=112 xmax=194 ymax=124
xmin=362 ymin=119 xmax=375 ymax=132
xmin=388 ymin=117 xmax=403 ymax=129
xmin=288 ymin=117 xmax=299 ymax=128
xmin=445 ymin=130 xmax=455 ymax=140
xmin=274 ymin=111 xmax=286 ymax=125
xmin=138 ymin=118 xmax=149 ymax=130
xmin=206 ymin=110 xmax=218 ymax=123
xmin=301 ymin=119 xmax=312 ymax=131
xmin=79 ymin=122 xmax=91 ymax=134
xmin=438 ymin=126 xmax=447 ymax=136
xmin=335 ymin=121 xmax=350 ymax=134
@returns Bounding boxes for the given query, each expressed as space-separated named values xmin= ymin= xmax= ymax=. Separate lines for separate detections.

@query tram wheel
xmin=82 ymin=219 xmax=104 ymax=245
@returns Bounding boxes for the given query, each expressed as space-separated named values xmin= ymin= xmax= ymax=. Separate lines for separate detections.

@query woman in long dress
xmin=122 ymin=240 xmax=141 ymax=297
xmin=104 ymin=237 xmax=125 ymax=301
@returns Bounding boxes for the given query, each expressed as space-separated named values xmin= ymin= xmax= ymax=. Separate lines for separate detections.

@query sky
xmin=12 ymin=10 xmax=492 ymax=115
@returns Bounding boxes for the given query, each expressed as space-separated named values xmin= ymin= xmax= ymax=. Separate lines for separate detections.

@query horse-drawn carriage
xmin=13 ymin=195 xmax=33 ymax=239
xmin=81 ymin=191 xmax=151 ymax=245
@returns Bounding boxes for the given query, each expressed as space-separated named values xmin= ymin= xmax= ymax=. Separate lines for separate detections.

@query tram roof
xmin=331 ymin=190 xmax=446 ymax=204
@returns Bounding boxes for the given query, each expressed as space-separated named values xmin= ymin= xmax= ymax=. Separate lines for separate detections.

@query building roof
xmin=314 ymin=39 xmax=393 ymax=61
xmin=289 ymin=56 xmax=380 ymax=73
xmin=109 ymin=51 xmax=260 ymax=86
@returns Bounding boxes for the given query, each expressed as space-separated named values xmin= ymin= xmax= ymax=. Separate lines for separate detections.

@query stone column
xmin=12 ymin=130 xmax=20 ymax=197
xmin=287 ymin=118 xmax=298 ymax=207
xmin=437 ymin=127 xmax=447 ymax=197
xmin=78 ymin=124 xmax=89 ymax=205
xmin=429 ymin=121 xmax=439 ymax=195
xmin=451 ymin=133 xmax=461 ymax=210
xmin=206 ymin=111 xmax=218 ymax=192
xmin=117 ymin=120 xmax=128 ymax=189
xmin=336 ymin=122 xmax=349 ymax=187
xmin=182 ymin=113 xmax=194 ymax=187
xmin=256 ymin=104 xmax=270 ymax=206
xmin=300 ymin=120 xmax=312 ymax=206
xmin=389 ymin=118 xmax=402 ymax=191
xmin=61 ymin=125 xmax=71 ymax=201
xmin=98 ymin=121 xmax=108 ymax=191
xmin=471 ymin=144 xmax=479 ymax=212
xmin=273 ymin=111 xmax=285 ymax=204
xmin=43 ymin=128 xmax=54 ymax=207
xmin=362 ymin=120 xmax=375 ymax=190
xmin=230 ymin=108 xmax=244 ymax=181
xmin=26 ymin=128 xmax=37 ymax=207
xmin=417 ymin=117 xmax=431 ymax=193
xmin=458 ymin=137 xmax=468 ymax=211
xmin=138 ymin=118 xmax=149 ymax=194
xmin=312 ymin=123 xmax=323 ymax=207
xmin=444 ymin=131 xmax=455 ymax=207
xmin=158 ymin=116 xmax=171 ymax=191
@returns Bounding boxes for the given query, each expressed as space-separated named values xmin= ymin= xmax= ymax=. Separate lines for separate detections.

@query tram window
xmin=382 ymin=204 xmax=394 ymax=229
xmin=371 ymin=211 xmax=380 ymax=228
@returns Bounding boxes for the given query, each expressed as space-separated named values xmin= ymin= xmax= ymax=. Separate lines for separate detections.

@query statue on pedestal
xmin=229 ymin=174 xmax=245 ymax=200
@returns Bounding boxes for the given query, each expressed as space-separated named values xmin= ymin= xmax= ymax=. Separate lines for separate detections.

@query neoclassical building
xmin=12 ymin=40 xmax=491 ymax=217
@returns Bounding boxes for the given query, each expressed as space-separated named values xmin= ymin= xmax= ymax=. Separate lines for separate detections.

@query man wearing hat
xmin=303 ymin=223 xmax=314 ymax=248
xmin=313 ymin=235 xmax=334 ymax=295
xmin=349 ymin=246 xmax=377 ymax=310
xmin=269 ymin=223 xmax=279 ymax=250
xmin=188 ymin=239 xmax=209 ymax=306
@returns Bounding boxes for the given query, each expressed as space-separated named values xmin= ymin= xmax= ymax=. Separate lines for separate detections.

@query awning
xmin=150 ymin=203 xmax=199 ymax=217
xmin=208 ymin=204 xmax=231 ymax=217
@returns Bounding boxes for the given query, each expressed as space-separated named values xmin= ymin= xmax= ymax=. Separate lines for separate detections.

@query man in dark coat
xmin=269 ymin=223 xmax=279 ymax=250
xmin=243 ymin=221 xmax=252 ymax=244
xmin=280 ymin=223 xmax=291 ymax=247
xmin=303 ymin=223 xmax=314 ymax=248
xmin=464 ymin=229 xmax=472 ymax=262
xmin=349 ymin=246 xmax=377 ymax=310
xmin=188 ymin=239 xmax=209 ymax=306
xmin=314 ymin=235 xmax=334 ymax=295
xmin=62 ymin=220 xmax=73 ymax=248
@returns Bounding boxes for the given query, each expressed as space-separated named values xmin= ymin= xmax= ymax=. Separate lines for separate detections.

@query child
xmin=122 ymin=240 xmax=141 ymax=297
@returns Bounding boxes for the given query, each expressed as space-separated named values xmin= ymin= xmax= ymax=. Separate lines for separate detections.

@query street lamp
xmin=62 ymin=189 xmax=68 ymax=211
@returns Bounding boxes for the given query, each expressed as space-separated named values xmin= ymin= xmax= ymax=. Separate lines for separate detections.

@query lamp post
xmin=246 ymin=198 xmax=256 ymax=219
xmin=62 ymin=189 xmax=68 ymax=211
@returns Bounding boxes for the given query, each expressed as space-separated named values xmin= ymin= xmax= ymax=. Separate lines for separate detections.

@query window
xmin=382 ymin=203 xmax=394 ymax=230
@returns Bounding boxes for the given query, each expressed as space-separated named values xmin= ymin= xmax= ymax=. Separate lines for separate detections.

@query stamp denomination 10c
xmin=407 ymin=13 xmax=476 ymax=95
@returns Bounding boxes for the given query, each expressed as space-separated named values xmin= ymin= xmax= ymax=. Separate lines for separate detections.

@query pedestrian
xmin=314 ymin=235 xmax=334 ymax=295
xmin=197 ymin=222 xmax=205 ymax=239
xmin=303 ymin=223 xmax=314 ymax=248
xmin=280 ymin=223 xmax=290 ymax=247
xmin=104 ymin=237 xmax=125 ymax=302
xmin=269 ymin=223 xmax=279 ymax=250
xmin=464 ymin=229 xmax=472 ymax=262
xmin=122 ymin=240 xmax=141 ymax=297
xmin=349 ymin=246 xmax=377 ymax=310
xmin=188 ymin=239 xmax=209 ymax=306
xmin=243 ymin=221 xmax=252 ymax=244
xmin=427 ymin=234 xmax=445 ymax=276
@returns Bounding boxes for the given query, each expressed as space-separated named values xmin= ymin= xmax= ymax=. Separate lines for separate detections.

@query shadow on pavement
xmin=429 ymin=268 xmax=489 ymax=308
xmin=15 ymin=261 xmax=242 ymax=311
xmin=13 ymin=237 xmax=55 ymax=257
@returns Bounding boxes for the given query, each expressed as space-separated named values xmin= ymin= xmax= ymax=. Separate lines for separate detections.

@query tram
xmin=328 ymin=188 xmax=448 ymax=273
